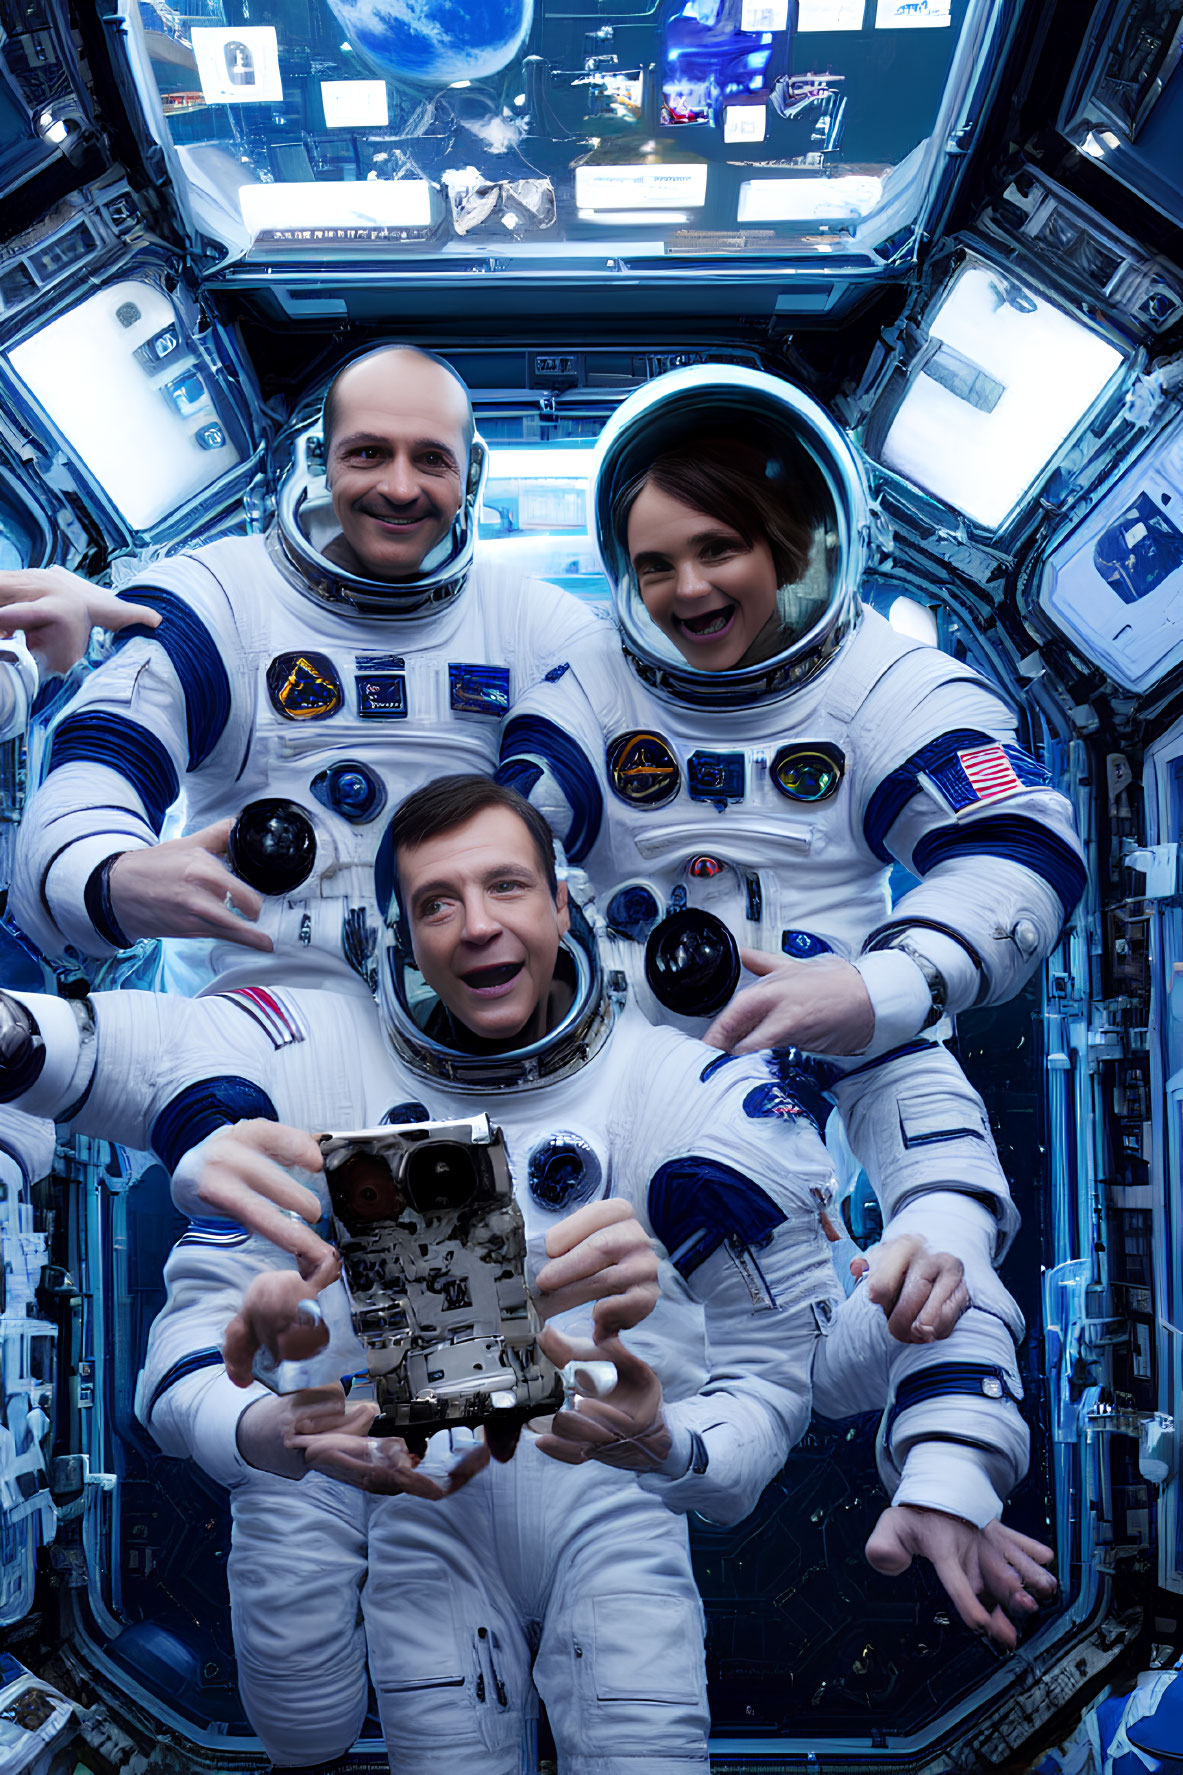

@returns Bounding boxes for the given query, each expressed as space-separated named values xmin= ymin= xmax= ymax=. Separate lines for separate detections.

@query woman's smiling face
xmin=626 ymin=480 xmax=781 ymax=672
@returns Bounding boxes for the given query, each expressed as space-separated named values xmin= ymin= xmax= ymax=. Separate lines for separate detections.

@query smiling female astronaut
xmin=0 ymin=776 xmax=1052 ymax=1774
xmin=498 ymin=363 xmax=1088 ymax=1428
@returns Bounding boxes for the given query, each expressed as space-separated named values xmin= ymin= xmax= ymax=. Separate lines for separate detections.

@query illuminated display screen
xmin=6 ymin=278 xmax=242 ymax=532
xmin=123 ymin=0 xmax=990 ymax=269
xmin=876 ymin=259 xmax=1125 ymax=529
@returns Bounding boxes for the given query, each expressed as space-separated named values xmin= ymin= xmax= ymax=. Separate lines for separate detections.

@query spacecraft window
xmin=5 ymin=280 xmax=242 ymax=532
xmin=119 ymin=0 xmax=1004 ymax=275
xmin=481 ymin=445 xmax=596 ymax=536
xmin=478 ymin=442 xmax=609 ymax=602
xmin=877 ymin=261 xmax=1126 ymax=529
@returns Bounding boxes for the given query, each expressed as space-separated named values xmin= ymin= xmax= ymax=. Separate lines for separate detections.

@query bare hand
xmin=851 ymin=1234 xmax=970 ymax=1344
xmin=289 ymin=1426 xmax=450 ymax=1498
xmin=234 ymin=1384 xmax=444 ymax=1498
xmin=174 ymin=1118 xmax=335 ymax=1275
xmin=223 ymin=1268 xmax=339 ymax=1388
xmin=236 ymin=1384 xmax=373 ymax=1477
xmin=0 ymin=566 xmax=161 ymax=675
xmin=703 ymin=949 xmax=874 ymax=1057
xmin=535 ymin=1199 xmax=659 ymax=1338
xmin=534 ymin=1326 xmax=670 ymax=1471
xmin=281 ymin=1389 xmax=489 ymax=1497
xmin=108 ymin=819 xmax=273 ymax=949
xmin=865 ymin=1505 xmax=1056 ymax=1649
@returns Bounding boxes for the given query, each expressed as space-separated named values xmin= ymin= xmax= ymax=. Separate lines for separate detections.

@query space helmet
xmin=591 ymin=363 xmax=884 ymax=708
xmin=269 ymin=409 xmax=489 ymax=621
xmin=372 ymin=817 xmax=618 ymax=1092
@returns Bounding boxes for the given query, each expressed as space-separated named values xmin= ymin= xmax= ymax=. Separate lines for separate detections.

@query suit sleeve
xmin=629 ymin=1045 xmax=844 ymax=1525
xmin=851 ymin=651 xmax=1085 ymax=1047
xmin=0 ymin=639 xmax=38 ymax=742
xmin=133 ymin=1219 xmax=282 ymax=1489
xmin=828 ymin=1041 xmax=1020 ymax=1256
xmin=812 ymin=1279 xmax=1028 ymax=1529
xmin=497 ymin=632 xmax=615 ymax=868
xmin=9 ymin=556 xmax=247 ymax=959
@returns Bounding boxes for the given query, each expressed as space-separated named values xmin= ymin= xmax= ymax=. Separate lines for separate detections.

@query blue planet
xmin=328 ymin=0 xmax=534 ymax=86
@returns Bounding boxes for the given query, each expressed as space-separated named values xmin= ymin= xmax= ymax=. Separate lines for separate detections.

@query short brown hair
xmin=612 ymin=431 xmax=817 ymax=586
xmin=385 ymin=774 xmax=558 ymax=916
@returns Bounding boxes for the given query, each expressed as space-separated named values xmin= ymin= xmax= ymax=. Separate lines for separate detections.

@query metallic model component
xmin=320 ymin=1114 xmax=563 ymax=1437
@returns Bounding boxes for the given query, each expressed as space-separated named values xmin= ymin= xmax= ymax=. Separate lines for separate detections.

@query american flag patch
xmin=918 ymin=740 xmax=1046 ymax=817
xmin=222 ymin=987 xmax=308 ymax=1049
xmin=957 ymin=743 xmax=1023 ymax=803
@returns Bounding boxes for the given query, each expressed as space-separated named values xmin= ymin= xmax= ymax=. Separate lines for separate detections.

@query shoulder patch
xmin=648 ymin=1155 xmax=786 ymax=1278
xmin=222 ymin=987 xmax=308 ymax=1049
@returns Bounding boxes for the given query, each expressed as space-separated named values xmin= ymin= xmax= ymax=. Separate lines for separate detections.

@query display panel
xmin=872 ymin=258 xmax=1125 ymax=530
xmin=6 ymin=279 xmax=243 ymax=533
xmin=1060 ymin=2 xmax=1183 ymax=230
xmin=1038 ymin=413 xmax=1183 ymax=693
xmin=120 ymin=0 xmax=1003 ymax=273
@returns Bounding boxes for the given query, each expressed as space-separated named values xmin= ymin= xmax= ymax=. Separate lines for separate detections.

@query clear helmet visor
xmin=591 ymin=365 xmax=878 ymax=706
xmin=271 ymin=420 xmax=489 ymax=620
xmin=372 ymin=817 xmax=613 ymax=1090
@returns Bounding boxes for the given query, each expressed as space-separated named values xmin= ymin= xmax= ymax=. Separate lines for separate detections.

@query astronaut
xmin=497 ymin=363 xmax=1087 ymax=1285
xmin=5 ymin=345 xmax=601 ymax=996
xmin=499 ymin=363 xmax=1085 ymax=1055
xmin=0 ymin=776 xmax=1052 ymax=1772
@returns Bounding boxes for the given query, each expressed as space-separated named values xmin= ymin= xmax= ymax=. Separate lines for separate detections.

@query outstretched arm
xmin=0 ymin=565 xmax=162 ymax=676
xmin=866 ymin=1507 xmax=1056 ymax=1650
xmin=8 ymin=557 xmax=259 ymax=959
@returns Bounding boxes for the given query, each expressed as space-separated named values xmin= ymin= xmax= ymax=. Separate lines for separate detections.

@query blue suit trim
xmin=145 ymin=1347 xmax=223 ymax=1417
xmin=48 ymin=714 xmax=179 ymax=835
xmin=911 ymin=814 xmax=1087 ymax=919
xmin=883 ymin=1361 xmax=1022 ymax=1450
xmin=838 ymin=1038 xmax=936 ymax=1081
xmin=497 ymin=715 xmax=603 ymax=865
xmin=648 ymin=1156 xmax=786 ymax=1280
xmin=863 ymin=730 xmax=995 ymax=862
xmin=151 ymin=1076 xmax=278 ymax=1177
xmin=115 ymin=588 xmax=231 ymax=769
xmin=495 ymin=756 xmax=542 ymax=801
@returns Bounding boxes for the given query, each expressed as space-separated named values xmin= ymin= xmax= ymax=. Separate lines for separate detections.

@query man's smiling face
xmin=325 ymin=351 xmax=470 ymax=582
xmin=398 ymin=804 xmax=570 ymax=1045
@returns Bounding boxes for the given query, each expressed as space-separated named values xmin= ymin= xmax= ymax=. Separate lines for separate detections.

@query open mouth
xmin=676 ymin=603 xmax=736 ymax=641
xmin=461 ymin=960 xmax=524 ymax=998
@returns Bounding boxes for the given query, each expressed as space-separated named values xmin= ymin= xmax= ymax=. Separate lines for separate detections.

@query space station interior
xmin=0 ymin=0 xmax=1181 ymax=1771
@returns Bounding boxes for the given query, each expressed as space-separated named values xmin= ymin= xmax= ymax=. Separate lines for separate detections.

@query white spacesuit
xmin=0 ymin=636 xmax=37 ymax=743
xmin=0 ymin=895 xmax=1028 ymax=1772
xmin=500 ymin=365 xmax=1085 ymax=1048
xmin=9 ymin=421 xmax=599 ymax=996
xmin=499 ymin=365 xmax=1088 ymax=1268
